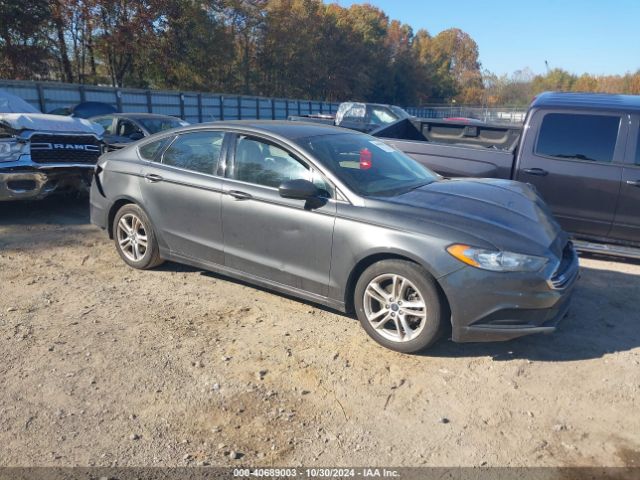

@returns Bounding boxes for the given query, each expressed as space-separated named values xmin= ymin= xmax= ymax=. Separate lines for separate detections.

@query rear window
xmin=535 ymin=113 xmax=620 ymax=163
xmin=139 ymin=137 xmax=172 ymax=161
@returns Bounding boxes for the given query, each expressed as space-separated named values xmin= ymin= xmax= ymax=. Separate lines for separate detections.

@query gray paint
xmin=91 ymin=121 xmax=577 ymax=343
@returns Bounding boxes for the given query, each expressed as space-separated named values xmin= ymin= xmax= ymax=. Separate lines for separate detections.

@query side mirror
xmin=278 ymin=179 xmax=319 ymax=200
xmin=129 ymin=131 xmax=144 ymax=141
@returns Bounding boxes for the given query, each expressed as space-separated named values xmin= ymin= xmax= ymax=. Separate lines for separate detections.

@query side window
xmin=370 ymin=108 xmax=397 ymax=126
xmin=535 ymin=113 xmax=620 ymax=163
xmin=139 ymin=137 xmax=172 ymax=162
xmin=233 ymin=136 xmax=333 ymax=195
xmin=117 ymin=119 xmax=143 ymax=138
xmin=94 ymin=117 xmax=114 ymax=134
xmin=162 ymin=131 xmax=224 ymax=174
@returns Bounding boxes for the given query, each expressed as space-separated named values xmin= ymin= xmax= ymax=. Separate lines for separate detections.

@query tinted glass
xmin=117 ymin=119 xmax=142 ymax=137
xmin=94 ymin=117 xmax=114 ymax=134
xmin=162 ymin=131 xmax=224 ymax=174
xmin=139 ymin=137 xmax=172 ymax=161
xmin=303 ymin=133 xmax=438 ymax=196
xmin=136 ymin=117 xmax=188 ymax=134
xmin=233 ymin=136 xmax=332 ymax=194
xmin=536 ymin=113 xmax=620 ymax=163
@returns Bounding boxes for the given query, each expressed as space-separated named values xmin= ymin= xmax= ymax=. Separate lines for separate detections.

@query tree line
xmin=1 ymin=0 xmax=639 ymax=106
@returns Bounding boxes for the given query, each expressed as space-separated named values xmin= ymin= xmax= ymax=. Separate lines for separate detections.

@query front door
xmin=139 ymin=130 xmax=227 ymax=264
xmin=515 ymin=110 xmax=626 ymax=238
xmin=221 ymin=134 xmax=336 ymax=296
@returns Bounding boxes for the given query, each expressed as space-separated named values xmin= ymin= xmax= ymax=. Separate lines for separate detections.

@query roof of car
xmin=531 ymin=91 xmax=640 ymax=113
xmin=187 ymin=120 xmax=351 ymax=139
xmin=91 ymin=112 xmax=182 ymax=120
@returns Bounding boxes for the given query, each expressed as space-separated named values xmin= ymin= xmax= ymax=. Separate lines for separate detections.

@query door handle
xmin=522 ymin=168 xmax=548 ymax=176
xmin=626 ymin=180 xmax=640 ymax=187
xmin=144 ymin=173 xmax=164 ymax=183
xmin=228 ymin=190 xmax=252 ymax=200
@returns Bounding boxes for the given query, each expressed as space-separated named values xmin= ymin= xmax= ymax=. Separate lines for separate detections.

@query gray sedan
xmin=90 ymin=121 xmax=578 ymax=353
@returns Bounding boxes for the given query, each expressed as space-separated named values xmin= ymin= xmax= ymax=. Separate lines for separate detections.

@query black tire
xmin=354 ymin=259 xmax=446 ymax=353
xmin=112 ymin=203 xmax=164 ymax=270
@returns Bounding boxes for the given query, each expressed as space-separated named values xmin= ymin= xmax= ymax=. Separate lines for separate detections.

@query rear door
xmin=515 ymin=110 xmax=626 ymax=238
xmin=138 ymin=130 xmax=228 ymax=264
xmin=609 ymin=114 xmax=640 ymax=244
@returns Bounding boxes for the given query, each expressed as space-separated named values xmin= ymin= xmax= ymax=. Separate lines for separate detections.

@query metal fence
xmin=0 ymin=79 xmax=528 ymax=125
xmin=0 ymin=79 xmax=340 ymax=123
xmin=405 ymin=105 xmax=527 ymax=124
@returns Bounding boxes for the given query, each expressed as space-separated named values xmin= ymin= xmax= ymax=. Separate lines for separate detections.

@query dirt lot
xmin=0 ymin=197 xmax=639 ymax=468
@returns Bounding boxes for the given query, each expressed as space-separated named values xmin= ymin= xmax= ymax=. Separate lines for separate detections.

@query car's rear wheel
xmin=354 ymin=259 xmax=446 ymax=353
xmin=113 ymin=204 xmax=163 ymax=269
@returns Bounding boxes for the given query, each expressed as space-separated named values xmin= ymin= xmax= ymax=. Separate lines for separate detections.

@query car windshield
xmin=136 ymin=117 xmax=188 ymax=134
xmin=302 ymin=133 xmax=439 ymax=196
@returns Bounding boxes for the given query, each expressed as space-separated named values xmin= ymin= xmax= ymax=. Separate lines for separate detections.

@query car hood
xmin=371 ymin=178 xmax=566 ymax=257
xmin=0 ymin=113 xmax=103 ymax=136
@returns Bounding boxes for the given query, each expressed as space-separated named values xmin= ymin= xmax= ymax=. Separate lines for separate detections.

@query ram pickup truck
xmin=374 ymin=92 xmax=640 ymax=258
xmin=289 ymin=102 xmax=411 ymax=133
xmin=0 ymin=90 xmax=103 ymax=201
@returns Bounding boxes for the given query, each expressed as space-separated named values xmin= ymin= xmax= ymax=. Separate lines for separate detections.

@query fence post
xmin=219 ymin=96 xmax=224 ymax=121
xmin=115 ymin=90 xmax=122 ymax=112
xmin=271 ymin=99 xmax=275 ymax=120
xmin=36 ymin=83 xmax=46 ymax=112
xmin=237 ymin=97 xmax=242 ymax=119
xmin=146 ymin=90 xmax=153 ymax=113
xmin=255 ymin=97 xmax=260 ymax=119
xmin=179 ymin=93 xmax=185 ymax=120
xmin=197 ymin=94 xmax=203 ymax=123
xmin=285 ymin=100 xmax=289 ymax=119
xmin=79 ymin=85 xmax=86 ymax=103
xmin=308 ymin=101 xmax=312 ymax=114
xmin=297 ymin=100 xmax=301 ymax=116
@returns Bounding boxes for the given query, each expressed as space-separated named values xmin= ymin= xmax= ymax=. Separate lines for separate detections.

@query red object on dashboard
xmin=360 ymin=148 xmax=372 ymax=170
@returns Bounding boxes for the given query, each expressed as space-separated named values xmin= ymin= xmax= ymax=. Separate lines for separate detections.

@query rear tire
xmin=113 ymin=203 xmax=164 ymax=270
xmin=354 ymin=259 xmax=445 ymax=353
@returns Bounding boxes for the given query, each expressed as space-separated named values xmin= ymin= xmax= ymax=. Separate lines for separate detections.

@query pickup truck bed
xmin=374 ymin=118 xmax=521 ymax=179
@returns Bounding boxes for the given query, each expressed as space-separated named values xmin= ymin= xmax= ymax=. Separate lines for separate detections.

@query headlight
xmin=0 ymin=140 xmax=25 ymax=162
xmin=447 ymin=244 xmax=548 ymax=272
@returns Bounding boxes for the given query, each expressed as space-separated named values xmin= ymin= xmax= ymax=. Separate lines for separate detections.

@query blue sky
xmin=330 ymin=0 xmax=640 ymax=77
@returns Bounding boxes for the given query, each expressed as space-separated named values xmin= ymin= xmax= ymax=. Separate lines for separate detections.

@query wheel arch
xmin=343 ymin=252 xmax=451 ymax=321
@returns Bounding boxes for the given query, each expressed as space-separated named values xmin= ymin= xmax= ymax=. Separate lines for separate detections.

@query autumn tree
xmin=0 ymin=0 xmax=52 ymax=79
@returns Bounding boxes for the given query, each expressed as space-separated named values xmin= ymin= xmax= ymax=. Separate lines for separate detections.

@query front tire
xmin=354 ymin=260 xmax=445 ymax=353
xmin=113 ymin=203 xmax=164 ymax=270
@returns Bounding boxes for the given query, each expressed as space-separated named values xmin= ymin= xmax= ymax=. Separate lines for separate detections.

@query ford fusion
xmin=90 ymin=121 xmax=578 ymax=353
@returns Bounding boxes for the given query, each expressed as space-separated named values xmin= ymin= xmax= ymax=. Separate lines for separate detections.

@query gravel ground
xmin=0 ymin=197 xmax=639 ymax=468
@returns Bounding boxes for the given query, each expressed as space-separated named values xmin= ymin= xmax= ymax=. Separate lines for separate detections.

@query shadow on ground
xmin=3 ymin=195 xmax=640 ymax=363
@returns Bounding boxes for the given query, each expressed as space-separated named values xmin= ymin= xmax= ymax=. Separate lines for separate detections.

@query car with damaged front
xmin=90 ymin=121 xmax=578 ymax=353
xmin=0 ymin=90 xmax=104 ymax=201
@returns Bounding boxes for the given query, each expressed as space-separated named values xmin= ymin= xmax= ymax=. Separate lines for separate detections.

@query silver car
xmin=90 ymin=121 xmax=578 ymax=353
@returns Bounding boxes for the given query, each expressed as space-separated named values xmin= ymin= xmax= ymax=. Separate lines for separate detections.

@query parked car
xmin=89 ymin=113 xmax=189 ymax=150
xmin=0 ymin=90 xmax=103 ymax=201
xmin=48 ymin=101 xmax=117 ymax=119
xmin=374 ymin=92 xmax=640 ymax=259
xmin=90 ymin=121 xmax=577 ymax=353
xmin=289 ymin=102 xmax=412 ymax=133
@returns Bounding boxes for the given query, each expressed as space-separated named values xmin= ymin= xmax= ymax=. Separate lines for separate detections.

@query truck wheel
xmin=354 ymin=260 xmax=445 ymax=353
xmin=113 ymin=204 xmax=164 ymax=270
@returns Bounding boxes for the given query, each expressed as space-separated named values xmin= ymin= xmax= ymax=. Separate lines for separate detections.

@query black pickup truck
xmin=374 ymin=92 xmax=640 ymax=258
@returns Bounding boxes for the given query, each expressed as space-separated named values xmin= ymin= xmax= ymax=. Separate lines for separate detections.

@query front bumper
xmin=439 ymin=247 xmax=579 ymax=343
xmin=0 ymin=162 xmax=94 ymax=201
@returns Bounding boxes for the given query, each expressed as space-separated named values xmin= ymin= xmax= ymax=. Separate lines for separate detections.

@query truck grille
xmin=548 ymin=242 xmax=579 ymax=290
xmin=30 ymin=134 xmax=101 ymax=164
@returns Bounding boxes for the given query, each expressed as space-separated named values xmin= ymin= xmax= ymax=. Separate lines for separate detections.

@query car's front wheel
xmin=354 ymin=259 xmax=446 ymax=353
xmin=113 ymin=203 xmax=164 ymax=270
